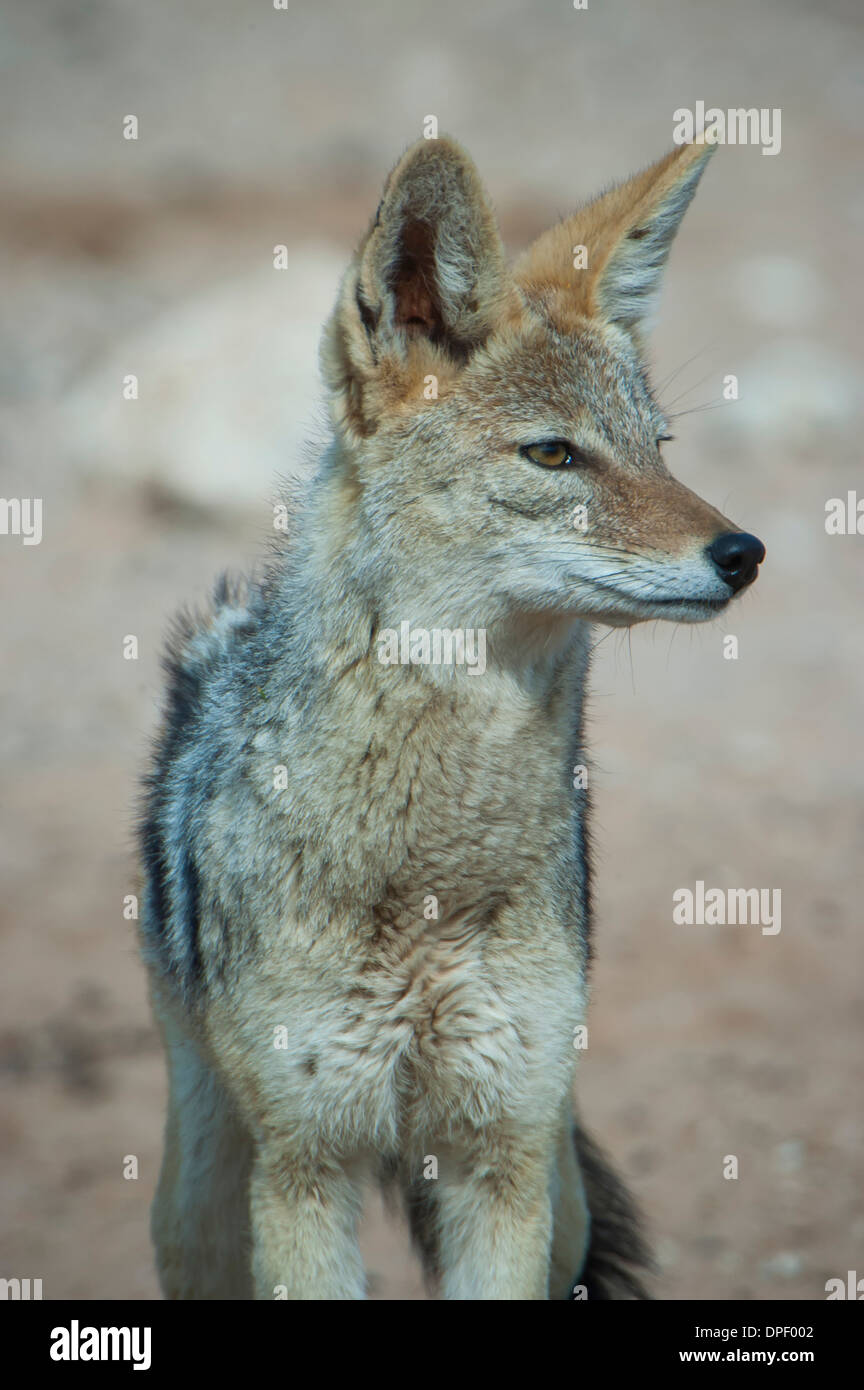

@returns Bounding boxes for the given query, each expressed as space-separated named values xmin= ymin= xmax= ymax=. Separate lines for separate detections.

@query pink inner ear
xmin=391 ymin=219 xmax=444 ymax=338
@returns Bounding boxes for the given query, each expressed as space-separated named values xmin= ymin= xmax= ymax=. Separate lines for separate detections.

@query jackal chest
xmin=238 ymin=913 xmax=584 ymax=1150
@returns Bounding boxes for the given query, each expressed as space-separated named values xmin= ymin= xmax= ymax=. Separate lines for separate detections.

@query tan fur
xmin=141 ymin=134 xmax=760 ymax=1300
xmin=515 ymin=141 xmax=715 ymax=337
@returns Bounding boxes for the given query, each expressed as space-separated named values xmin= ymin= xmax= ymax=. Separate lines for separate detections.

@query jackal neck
xmin=268 ymin=456 xmax=593 ymax=714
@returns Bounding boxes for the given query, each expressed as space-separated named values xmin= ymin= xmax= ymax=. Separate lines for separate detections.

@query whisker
xmin=662 ymin=364 xmax=720 ymax=410
xmin=653 ymin=339 xmax=717 ymax=397
xmin=667 ymin=401 xmax=726 ymax=418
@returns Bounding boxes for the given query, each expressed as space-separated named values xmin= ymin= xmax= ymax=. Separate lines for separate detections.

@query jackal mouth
xmin=590 ymin=582 xmax=730 ymax=606
xmin=584 ymin=584 xmax=732 ymax=622
xmin=636 ymin=595 xmax=729 ymax=610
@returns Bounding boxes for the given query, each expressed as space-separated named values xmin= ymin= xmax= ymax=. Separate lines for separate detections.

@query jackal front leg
xmin=434 ymin=1134 xmax=555 ymax=1300
xmin=249 ymin=1145 xmax=366 ymax=1300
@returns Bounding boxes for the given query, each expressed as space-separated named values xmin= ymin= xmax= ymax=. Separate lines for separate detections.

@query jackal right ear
xmin=321 ymin=137 xmax=515 ymax=436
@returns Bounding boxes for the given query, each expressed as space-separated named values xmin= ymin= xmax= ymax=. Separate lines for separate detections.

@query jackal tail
xmin=573 ymin=1120 xmax=654 ymax=1300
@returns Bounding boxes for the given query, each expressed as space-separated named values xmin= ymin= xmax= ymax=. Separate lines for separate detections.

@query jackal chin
xmin=631 ymin=596 xmax=731 ymax=626
xmin=584 ymin=592 xmax=731 ymax=627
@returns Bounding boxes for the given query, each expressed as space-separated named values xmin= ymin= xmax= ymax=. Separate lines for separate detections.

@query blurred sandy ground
xmin=1 ymin=0 xmax=863 ymax=1299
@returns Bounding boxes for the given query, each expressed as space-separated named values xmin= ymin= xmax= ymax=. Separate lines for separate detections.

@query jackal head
xmin=321 ymin=137 xmax=763 ymax=633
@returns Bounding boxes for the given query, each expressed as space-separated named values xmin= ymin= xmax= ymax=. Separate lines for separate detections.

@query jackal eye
xmin=656 ymin=433 xmax=675 ymax=445
xmin=520 ymin=441 xmax=573 ymax=468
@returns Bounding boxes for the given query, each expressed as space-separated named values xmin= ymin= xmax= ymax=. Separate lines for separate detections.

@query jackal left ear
xmin=515 ymin=141 xmax=715 ymax=337
xmin=322 ymin=137 xmax=515 ymax=435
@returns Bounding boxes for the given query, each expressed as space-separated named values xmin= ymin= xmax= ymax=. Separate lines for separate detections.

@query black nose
xmin=707 ymin=531 xmax=765 ymax=592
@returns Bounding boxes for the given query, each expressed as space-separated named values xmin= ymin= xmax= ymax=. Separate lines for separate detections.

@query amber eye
xmin=521 ymin=441 xmax=573 ymax=468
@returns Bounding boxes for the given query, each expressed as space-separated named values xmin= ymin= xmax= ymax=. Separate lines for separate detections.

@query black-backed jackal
xmin=139 ymin=135 xmax=763 ymax=1300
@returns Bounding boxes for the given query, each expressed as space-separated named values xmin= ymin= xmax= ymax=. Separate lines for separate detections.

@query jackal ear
xmin=515 ymin=141 xmax=715 ymax=337
xmin=322 ymin=137 xmax=514 ymax=435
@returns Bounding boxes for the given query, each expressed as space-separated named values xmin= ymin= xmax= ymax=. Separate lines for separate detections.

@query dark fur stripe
xmin=140 ymin=814 xmax=169 ymax=939
xmin=138 ymin=607 xmax=209 ymax=984
xmin=177 ymin=844 xmax=202 ymax=982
